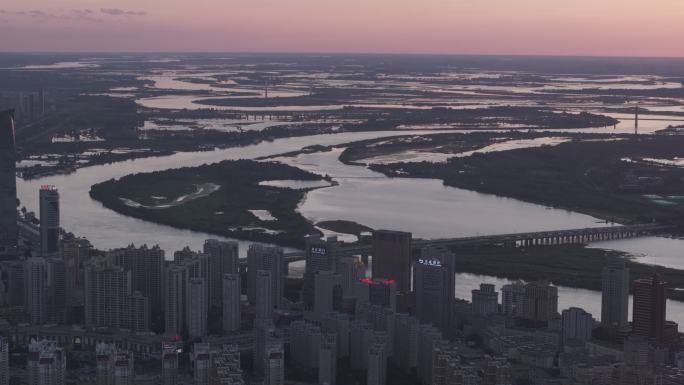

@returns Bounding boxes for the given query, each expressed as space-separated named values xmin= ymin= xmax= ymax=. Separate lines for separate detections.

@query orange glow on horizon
xmin=0 ymin=0 xmax=683 ymax=56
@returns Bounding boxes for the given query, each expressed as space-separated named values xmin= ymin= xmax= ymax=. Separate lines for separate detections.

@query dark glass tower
xmin=0 ymin=110 xmax=17 ymax=256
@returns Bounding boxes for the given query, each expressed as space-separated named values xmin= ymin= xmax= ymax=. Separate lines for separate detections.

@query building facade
xmin=39 ymin=186 xmax=60 ymax=257
xmin=0 ymin=110 xmax=17 ymax=257
xmin=372 ymin=230 xmax=412 ymax=293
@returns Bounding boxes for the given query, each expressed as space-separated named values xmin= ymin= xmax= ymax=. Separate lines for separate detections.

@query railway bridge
xmin=264 ymin=223 xmax=673 ymax=267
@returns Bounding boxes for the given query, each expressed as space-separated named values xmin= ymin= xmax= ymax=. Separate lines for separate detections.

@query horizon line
xmin=2 ymin=50 xmax=684 ymax=60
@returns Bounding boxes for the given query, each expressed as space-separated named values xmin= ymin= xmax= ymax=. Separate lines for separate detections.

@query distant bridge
xmin=264 ymin=223 xmax=673 ymax=266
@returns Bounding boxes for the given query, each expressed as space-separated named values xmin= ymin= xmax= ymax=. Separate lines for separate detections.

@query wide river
xmin=16 ymin=128 xmax=684 ymax=324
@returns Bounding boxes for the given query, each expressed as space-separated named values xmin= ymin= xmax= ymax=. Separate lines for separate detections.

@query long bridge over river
xmin=264 ymin=223 xmax=673 ymax=267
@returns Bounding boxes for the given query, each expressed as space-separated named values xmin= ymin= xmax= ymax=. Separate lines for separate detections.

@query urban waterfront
xmin=4 ymin=48 xmax=684 ymax=385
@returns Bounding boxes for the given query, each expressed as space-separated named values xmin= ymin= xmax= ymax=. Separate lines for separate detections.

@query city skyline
xmin=1 ymin=0 xmax=684 ymax=56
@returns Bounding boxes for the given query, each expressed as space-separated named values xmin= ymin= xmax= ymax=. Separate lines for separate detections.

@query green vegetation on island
xmin=89 ymin=160 xmax=328 ymax=247
xmin=369 ymin=135 xmax=684 ymax=226
xmin=316 ymin=220 xmax=374 ymax=236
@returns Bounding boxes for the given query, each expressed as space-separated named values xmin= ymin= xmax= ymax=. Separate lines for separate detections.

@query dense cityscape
xmin=2 ymin=93 xmax=684 ymax=383
xmin=2 ymin=0 xmax=684 ymax=382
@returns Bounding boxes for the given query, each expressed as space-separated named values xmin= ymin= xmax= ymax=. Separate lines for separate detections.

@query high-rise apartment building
xmin=601 ymin=259 xmax=630 ymax=330
xmin=164 ymin=264 xmax=188 ymax=337
xmin=25 ymin=257 xmax=48 ymax=325
xmin=161 ymin=342 xmax=179 ymax=385
xmin=192 ymin=343 xmax=212 ymax=385
xmin=84 ymin=258 xmax=149 ymax=331
xmin=632 ymin=276 xmax=676 ymax=345
xmin=96 ymin=343 xmax=135 ymax=385
xmin=188 ymin=277 xmax=208 ymax=339
xmin=501 ymin=281 xmax=525 ymax=317
xmin=367 ymin=344 xmax=388 ymax=385
xmin=108 ymin=244 xmax=164 ymax=320
xmin=0 ymin=337 xmax=8 ymax=385
xmin=0 ymin=260 xmax=24 ymax=307
xmin=28 ymin=339 xmax=66 ymax=385
xmin=372 ymin=230 xmax=412 ymax=293
xmin=61 ymin=237 xmax=90 ymax=307
xmin=337 ymin=256 xmax=366 ymax=299
xmin=203 ymin=239 xmax=239 ymax=309
xmin=561 ymin=307 xmax=593 ymax=343
xmin=319 ymin=333 xmax=337 ymax=385
xmin=247 ymin=244 xmax=283 ymax=309
xmin=212 ymin=345 xmax=245 ymax=385
xmin=39 ymin=185 xmax=60 ymax=257
xmin=365 ymin=278 xmax=397 ymax=311
xmin=290 ymin=320 xmax=323 ymax=370
xmin=314 ymin=270 xmax=339 ymax=316
xmin=223 ymin=273 xmax=241 ymax=333
xmin=165 ymin=249 xmax=209 ymax=337
xmin=46 ymin=258 xmax=66 ymax=323
xmin=471 ymin=283 xmax=498 ymax=316
xmin=393 ymin=313 xmax=419 ymax=370
xmin=0 ymin=110 xmax=17 ymax=257
xmin=256 ymin=270 xmax=273 ymax=323
xmin=521 ymin=281 xmax=558 ymax=324
xmin=264 ymin=343 xmax=284 ymax=385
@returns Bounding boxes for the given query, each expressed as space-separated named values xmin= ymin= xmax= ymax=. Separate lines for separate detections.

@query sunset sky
xmin=1 ymin=0 xmax=683 ymax=56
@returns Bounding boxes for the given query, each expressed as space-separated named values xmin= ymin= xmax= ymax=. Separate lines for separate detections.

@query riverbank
xmin=369 ymin=135 xmax=684 ymax=226
xmin=450 ymin=244 xmax=684 ymax=301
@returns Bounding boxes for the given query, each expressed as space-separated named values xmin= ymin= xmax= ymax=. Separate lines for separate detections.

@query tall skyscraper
xmin=0 ymin=337 xmax=8 ymax=385
xmin=28 ymin=339 xmax=66 ymax=385
xmin=303 ymin=236 xmax=339 ymax=309
xmin=414 ymin=248 xmax=455 ymax=335
xmin=632 ymin=276 xmax=669 ymax=344
xmin=187 ymin=277 xmax=208 ymax=339
xmin=471 ymin=283 xmax=498 ymax=316
xmin=39 ymin=185 xmax=60 ymax=257
xmin=372 ymin=230 xmax=412 ymax=293
xmin=24 ymin=257 xmax=47 ymax=325
xmin=247 ymin=244 xmax=283 ymax=309
xmin=203 ymin=239 xmax=239 ymax=309
xmin=256 ymin=270 xmax=273 ymax=323
xmin=601 ymin=259 xmax=629 ymax=330
xmin=223 ymin=273 xmax=241 ymax=333
xmin=0 ymin=110 xmax=17 ymax=258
